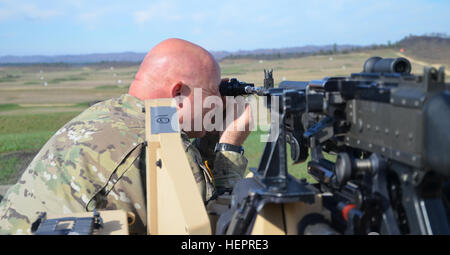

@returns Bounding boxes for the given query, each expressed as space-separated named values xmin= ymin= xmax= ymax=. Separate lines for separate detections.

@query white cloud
xmin=76 ymin=7 xmax=113 ymax=24
xmin=64 ymin=0 xmax=85 ymax=8
xmin=0 ymin=8 xmax=12 ymax=20
xmin=72 ymin=4 xmax=129 ymax=30
xmin=0 ymin=2 xmax=62 ymax=21
xmin=78 ymin=11 xmax=100 ymax=23
xmin=191 ymin=12 xmax=209 ymax=23
xmin=133 ymin=1 xmax=182 ymax=24
xmin=21 ymin=3 xmax=62 ymax=19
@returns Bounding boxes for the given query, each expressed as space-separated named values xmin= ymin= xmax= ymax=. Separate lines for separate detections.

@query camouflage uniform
xmin=0 ymin=94 xmax=247 ymax=235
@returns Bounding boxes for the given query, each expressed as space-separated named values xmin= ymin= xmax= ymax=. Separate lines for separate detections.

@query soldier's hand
xmin=219 ymin=100 xmax=252 ymax=147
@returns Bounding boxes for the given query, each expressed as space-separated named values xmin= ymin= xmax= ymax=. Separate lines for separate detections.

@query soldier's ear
xmin=170 ymin=81 xmax=183 ymax=98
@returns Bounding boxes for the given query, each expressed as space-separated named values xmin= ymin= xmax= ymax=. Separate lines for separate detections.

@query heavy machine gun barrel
xmin=363 ymin=56 xmax=412 ymax=74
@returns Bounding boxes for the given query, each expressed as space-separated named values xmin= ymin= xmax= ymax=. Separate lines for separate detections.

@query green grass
xmin=0 ymin=111 xmax=82 ymax=153
xmin=221 ymin=66 xmax=247 ymax=75
xmin=95 ymin=85 xmax=121 ymax=90
xmin=243 ymin=129 xmax=336 ymax=183
xmin=0 ymin=111 xmax=81 ymax=134
xmin=0 ymin=156 xmax=20 ymax=184
xmin=0 ymin=103 xmax=21 ymax=112
xmin=73 ymin=102 xmax=92 ymax=108
xmin=0 ymin=131 xmax=55 ymax=153
xmin=23 ymin=81 xmax=40 ymax=85
xmin=48 ymin=76 xmax=85 ymax=84
xmin=0 ymin=111 xmax=83 ymax=184
xmin=0 ymin=74 xmax=20 ymax=83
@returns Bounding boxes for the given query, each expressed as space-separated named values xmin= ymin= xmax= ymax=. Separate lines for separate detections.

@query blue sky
xmin=0 ymin=0 xmax=449 ymax=56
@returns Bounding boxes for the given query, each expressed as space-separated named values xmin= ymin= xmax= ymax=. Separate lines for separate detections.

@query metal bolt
xmin=156 ymin=159 xmax=162 ymax=168
xmin=402 ymin=174 xmax=408 ymax=182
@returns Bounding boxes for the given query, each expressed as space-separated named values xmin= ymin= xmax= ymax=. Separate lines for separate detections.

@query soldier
xmin=0 ymin=38 xmax=251 ymax=234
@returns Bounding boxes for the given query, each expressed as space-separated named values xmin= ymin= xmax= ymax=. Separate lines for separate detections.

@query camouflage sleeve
xmin=193 ymin=133 xmax=248 ymax=193
xmin=184 ymin=133 xmax=215 ymax=202
xmin=0 ymin=144 xmax=146 ymax=235
xmin=212 ymin=151 xmax=248 ymax=192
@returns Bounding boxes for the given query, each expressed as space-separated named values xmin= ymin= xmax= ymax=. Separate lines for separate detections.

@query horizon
xmin=0 ymin=42 xmax=364 ymax=58
xmin=2 ymin=33 xmax=447 ymax=59
xmin=1 ymin=0 xmax=450 ymax=56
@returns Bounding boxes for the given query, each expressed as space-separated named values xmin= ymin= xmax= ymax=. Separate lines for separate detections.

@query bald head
xmin=129 ymin=38 xmax=221 ymax=100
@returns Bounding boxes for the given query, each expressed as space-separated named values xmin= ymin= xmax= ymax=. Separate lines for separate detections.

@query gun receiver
xmin=220 ymin=57 xmax=450 ymax=235
xmin=219 ymin=78 xmax=255 ymax=97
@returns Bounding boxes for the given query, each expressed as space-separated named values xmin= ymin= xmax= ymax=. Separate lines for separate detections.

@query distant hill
xmin=1 ymin=34 xmax=449 ymax=65
xmin=0 ymin=45 xmax=360 ymax=65
xmin=218 ymin=44 xmax=361 ymax=60
xmin=0 ymin=52 xmax=146 ymax=65
xmin=397 ymin=34 xmax=450 ymax=65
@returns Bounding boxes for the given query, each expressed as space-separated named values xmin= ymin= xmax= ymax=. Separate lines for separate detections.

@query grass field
xmin=0 ymin=48 xmax=447 ymax=185
xmin=0 ymin=111 xmax=82 ymax=184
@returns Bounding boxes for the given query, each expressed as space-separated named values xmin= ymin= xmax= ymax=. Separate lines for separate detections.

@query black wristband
xmin=214 ymin=143 xmax=244 ymax=155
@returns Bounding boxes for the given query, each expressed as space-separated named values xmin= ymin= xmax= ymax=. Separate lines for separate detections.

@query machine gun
xmin=217 ymin=57 xmax=450 ymax=235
